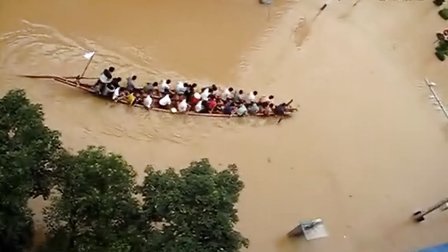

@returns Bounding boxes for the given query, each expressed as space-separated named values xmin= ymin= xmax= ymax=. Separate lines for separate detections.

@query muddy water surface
xmin=1 ymin=0 xmax=448 ymax=251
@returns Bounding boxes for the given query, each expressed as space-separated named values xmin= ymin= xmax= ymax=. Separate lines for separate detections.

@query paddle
xmin=19 ymin=74 xmax=97 ymax=80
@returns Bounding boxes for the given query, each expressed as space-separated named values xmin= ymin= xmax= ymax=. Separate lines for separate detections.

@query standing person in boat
xmin=94 ymin=66 xmax=115 ymax=93
xmin=158 ymin=92 xmax=172 ymax=109
xmin=126 ymin=75 xmax=137 ymax=92
xmin=177 ymin=98 xmax=190 ymax=113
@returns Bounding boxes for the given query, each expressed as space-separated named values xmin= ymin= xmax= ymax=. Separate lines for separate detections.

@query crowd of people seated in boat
xmin=93 ymin=66 xmax=295 ymax=116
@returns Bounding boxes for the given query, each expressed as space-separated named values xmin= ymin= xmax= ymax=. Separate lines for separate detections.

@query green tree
xmin=42 ymin=146 xmax=144 ymax=252
xmin=0 ymin=89 xmax=63 ymax=251
xmin=140 ymin=159 xmax=249 ymax=252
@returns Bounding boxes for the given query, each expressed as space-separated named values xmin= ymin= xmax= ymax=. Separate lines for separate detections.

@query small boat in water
xmin=20 ymin=75 xmax=298 ymax=119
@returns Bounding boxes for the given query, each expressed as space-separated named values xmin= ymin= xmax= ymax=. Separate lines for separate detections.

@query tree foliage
xmin=140 ymin=159 xmax=249 ymax=252
xmin=0 ymin=89 xmax=63 ymax=199
xmin=0 ymin=89 xmax=249 ymax=252
xmin=42 ymin=146 xmax=143 ymax=252
xmin=0 ymin=89 xmax=63 ymax=252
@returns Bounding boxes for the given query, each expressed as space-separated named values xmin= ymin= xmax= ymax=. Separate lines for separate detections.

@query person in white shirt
xmin=158 ymin=94 xmax=172 ymax=108
xmin=177 ymin=98 xmax=189 ymax=113
xmin=201 ymin=88 xmax=210 ymax=100
xmin=143 ymin=94 xmax=153 ymax=110
xmin=246 ymin=91 xmax=258 ymax=103
xmin=195 ymin=100 xmax=207 ymax=113
xmin=176 ymin=81 xmax=188 ymax=95
xmin=220 ymin=87 xmax=234 ymax=101
xmin=159 ymin=79 xmax=172 ymax=93
xmin=258 ymin=95 xmax=274 ymax=106
xmin=112 ymin=87 xmax=121 ymax=101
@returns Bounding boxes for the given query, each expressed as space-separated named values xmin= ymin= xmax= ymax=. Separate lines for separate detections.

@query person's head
xmin=212 ymin=84 xmax=217 ymax=91
xmin=269 ymin=95 xmax=274 ymax=99
xmin=269 ymin=103 xmax=274 ymax=108
xmin=229 ymin=87 xmax=234 ymax=92
xmin=253 ymin=91 xmax=258 ymax=96
xmin=239 ymin=90 xmax=243 ymax=95
xmin=202 ymin=100 xmax=208 ymax=106
xmin=116 ymin=77 xmax=122 ymax=82
xmin=153 ymin=82 xmax=158 ymax=87
xmin=183 ymin=82 xmax=188 ymax=87
xmin=108 ymin=66 xmax=115 ymax=72
xmin=131 ymin=75 xmax=137 ymax=80
xmin=166 ymin=79 xmax=171 ymax=84
xmin=192 ymin=83 xmax=197 ymax=88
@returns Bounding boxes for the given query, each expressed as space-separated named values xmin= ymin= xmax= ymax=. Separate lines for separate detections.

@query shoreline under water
xmin=2 ymin=0 xmax=448 ymax=251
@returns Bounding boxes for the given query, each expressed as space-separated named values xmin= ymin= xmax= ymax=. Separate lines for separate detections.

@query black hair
xmin=109 ymin=66 xmax=115 ymax=72
xmin=183 ymin=83 xmax=188 ymax=87
xmin=229 ymin=87 xmax=234 ymax=92
xmin=253 ymin=91 xmax=258 ymax=95
xmin=269 ymin=95 xmax=274 ymax=99
xmin=116 ymin=77 xmax=122 ymax=82
xmin=153 ymin=82 xmax=158 ymax=86
xmin=202 ymin=100 xmax=208 ymax=106
xmin=212 ymin=84 xmax=217 ymax=91
xmin=166 ymin=79 xmax=171 ymax=84
xmin=238 ymin=90 xmax=243 ymax=94
xmin=269 ymin=103 xmax=274 ymax=108
xmin=192 ymin=83 xmax=197 ymax=88
xmin=132 ymin=75 xmax=137 ymax=80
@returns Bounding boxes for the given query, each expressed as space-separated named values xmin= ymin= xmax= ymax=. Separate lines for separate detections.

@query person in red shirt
xmin=207 ymin=95 xmax=218 ymax=113
xmin=189 ymin=92 xmax=201 ymax=106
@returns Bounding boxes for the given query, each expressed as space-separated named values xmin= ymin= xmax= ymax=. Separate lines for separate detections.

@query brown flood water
xmin=2 ymin=0 xmax=448 ymax=251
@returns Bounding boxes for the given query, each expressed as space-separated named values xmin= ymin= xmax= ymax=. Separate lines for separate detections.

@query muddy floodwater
xmin=2 ymin=0 xmax=448 ymax=251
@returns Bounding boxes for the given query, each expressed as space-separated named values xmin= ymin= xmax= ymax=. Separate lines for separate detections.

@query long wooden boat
xmin=20 ymin=75 xmax=298 ymax=119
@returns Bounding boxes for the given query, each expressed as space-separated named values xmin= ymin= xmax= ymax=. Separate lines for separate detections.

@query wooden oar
xmin=19 ymin=74 xmax=97 ymax=80
xmin=63 ymin=76 xmax=97 ymax=80
xmin=18 ymin=74 xmax=60 ymax=79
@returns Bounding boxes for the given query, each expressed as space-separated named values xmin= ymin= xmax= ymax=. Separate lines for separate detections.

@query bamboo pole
xmin=425 ymin=78 xmax=448 ymax=120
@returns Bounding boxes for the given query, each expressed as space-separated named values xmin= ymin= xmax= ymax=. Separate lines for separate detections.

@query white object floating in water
xmin=170 ymin=108 xmax=177 ymax=113
xmin=429 ymin=95 xmax=435 ymax=99
xmin=301 ymin=219 xmax=329 ymax=241
xmin=83 ymin=51 xmax=95 ymax=60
